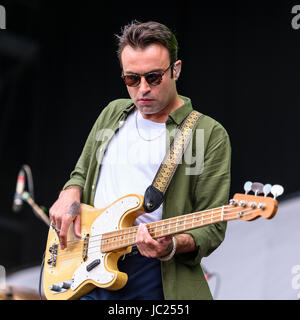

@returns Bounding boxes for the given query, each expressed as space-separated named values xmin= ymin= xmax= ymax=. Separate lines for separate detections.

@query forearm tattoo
xmin=68 ymin=201 xmax=80 ymax=216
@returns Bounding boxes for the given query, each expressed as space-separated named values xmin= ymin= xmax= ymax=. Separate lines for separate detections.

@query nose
xmin=138 ymin=76 xmax=151 ymax=95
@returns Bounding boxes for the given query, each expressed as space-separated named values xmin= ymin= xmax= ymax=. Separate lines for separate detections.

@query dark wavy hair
xmin=115 ymin=20 xmax=178 ymax=67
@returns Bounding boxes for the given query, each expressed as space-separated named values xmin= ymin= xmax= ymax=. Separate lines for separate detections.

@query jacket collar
xmin=167 ymin=95 xmax=193 ymax=125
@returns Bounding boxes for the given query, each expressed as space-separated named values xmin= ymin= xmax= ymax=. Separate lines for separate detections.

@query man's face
xmin=121 ymin=44 xmax=179 ymax=116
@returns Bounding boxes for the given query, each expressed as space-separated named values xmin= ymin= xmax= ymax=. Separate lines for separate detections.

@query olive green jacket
xmin=63 ymin=95 xmax=231 ymax=300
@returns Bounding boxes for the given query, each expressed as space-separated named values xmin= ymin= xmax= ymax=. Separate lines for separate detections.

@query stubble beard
xmin=135 ymin=101 xmax=166 ymax=115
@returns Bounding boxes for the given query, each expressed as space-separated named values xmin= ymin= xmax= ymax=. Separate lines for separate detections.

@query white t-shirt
xmin=94 ymin=109 xmax=166 ymax=225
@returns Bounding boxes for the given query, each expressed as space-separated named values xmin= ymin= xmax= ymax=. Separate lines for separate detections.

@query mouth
xmin=138 ymin=98 xmax=154 ymax=104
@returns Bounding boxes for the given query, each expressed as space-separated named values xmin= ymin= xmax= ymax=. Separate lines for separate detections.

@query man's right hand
xmin=49 ymin=185 xmax=82 ymax=250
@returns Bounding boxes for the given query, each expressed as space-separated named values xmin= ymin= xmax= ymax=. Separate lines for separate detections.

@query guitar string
xmin=55 ymin=204 xmax=233 ymax=252
xmin=54 ymin=207 xmax=256 ymax=262
xmin=54 ymin=205 xmax=252 ymax=259
xmin=90 ymin=207 xmax=249 ymax=252
xmin=61 ymin=204 xmax=233 ymax=248
xmin=95 ymin=205 xmax=235 ymax=247
xmin=53 ymin=206 xmax=257 ymax=261
xmin=54 ymin=207 xmax=239 ymax=260
xmin=54 ymin=208 xmax=257 ymax=262
xmin=64 ymin=204 xmax=232 ymax=245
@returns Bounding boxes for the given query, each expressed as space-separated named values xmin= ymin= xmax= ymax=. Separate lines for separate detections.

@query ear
xmin=173 ymin=60 xmax=182 ymax=80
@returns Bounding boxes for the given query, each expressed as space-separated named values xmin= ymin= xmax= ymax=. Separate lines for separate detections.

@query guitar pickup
xmin=86 ymin=259 xmax=101 ymax=272
xmin=82 ymin=234 xmax=90 ymax=262
xmin=47 ymin=243 xmax=58 ymax=267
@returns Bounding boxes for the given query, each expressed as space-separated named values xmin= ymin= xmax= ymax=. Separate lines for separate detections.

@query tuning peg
xmin=251 ymin=182 xmax=264 ymax=195
xmin=243 ymin=181 xmax=252 ymax=194
xmin=263 ymin=184 xmax=272 ymax=197
xmin=270 ymin=185 xmax=284 ymax=199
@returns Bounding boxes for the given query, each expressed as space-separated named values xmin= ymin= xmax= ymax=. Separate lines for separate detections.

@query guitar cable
xmin=22 ymin=164 xmax=35 ymax=201
xmin=38 ymin=251 xmax=45 ymax=300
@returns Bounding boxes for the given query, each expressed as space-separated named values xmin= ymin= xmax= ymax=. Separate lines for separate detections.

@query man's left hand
xmin=136 ymin=223 xmax=173 ymax=259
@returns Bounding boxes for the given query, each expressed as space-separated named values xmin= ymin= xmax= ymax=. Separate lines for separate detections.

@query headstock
xmin=230 ymin=182 xmax=284 ymax=221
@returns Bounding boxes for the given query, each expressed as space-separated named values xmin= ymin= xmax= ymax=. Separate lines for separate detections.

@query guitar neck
xmin=100 ymin=204 xmax=243 ymax=253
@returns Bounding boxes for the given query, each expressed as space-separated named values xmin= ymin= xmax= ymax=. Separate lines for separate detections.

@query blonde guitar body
xmin=43 ymin=194 xmax=145 ymax=300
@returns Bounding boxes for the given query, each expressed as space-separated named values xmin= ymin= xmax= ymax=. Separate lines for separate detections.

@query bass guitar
xmin=43 ymin=182 xmax=283 ymax=300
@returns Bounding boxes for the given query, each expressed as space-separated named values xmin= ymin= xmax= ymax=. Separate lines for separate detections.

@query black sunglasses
xmin=121 ymin=63 xmax=174 ymax=87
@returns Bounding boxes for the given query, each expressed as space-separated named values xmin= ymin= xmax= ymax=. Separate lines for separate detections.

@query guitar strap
xmin=143 ymin=110 xmax=203 ymax=212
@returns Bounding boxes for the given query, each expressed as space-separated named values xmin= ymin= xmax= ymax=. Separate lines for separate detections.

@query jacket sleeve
xmin=177 ymin=127 xmax=231 ymax=267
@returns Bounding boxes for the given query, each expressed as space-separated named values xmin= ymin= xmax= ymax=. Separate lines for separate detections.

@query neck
xmin=140 ymin=94 xmax=184 ymax=123
xmin=100 ymin=204 xmax=246 ymax=253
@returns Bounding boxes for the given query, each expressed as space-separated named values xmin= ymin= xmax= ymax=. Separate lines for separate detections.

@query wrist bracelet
xmin=159 ymin=236 xmax=177 ymax=261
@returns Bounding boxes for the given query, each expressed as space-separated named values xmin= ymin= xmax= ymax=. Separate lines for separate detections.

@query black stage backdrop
xmin=0 ymin=0 xmax=299 ymax=270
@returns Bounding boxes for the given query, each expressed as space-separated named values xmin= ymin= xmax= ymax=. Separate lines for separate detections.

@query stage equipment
xmin=12 ymin=164 xmax=50 ymax=226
